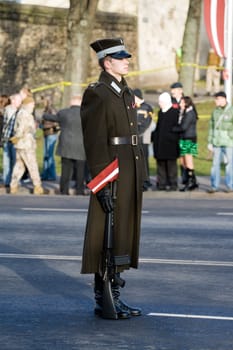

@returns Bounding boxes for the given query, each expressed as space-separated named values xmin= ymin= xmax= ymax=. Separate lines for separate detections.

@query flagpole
xmin=224 ymin=0 xmax=233 ymax=105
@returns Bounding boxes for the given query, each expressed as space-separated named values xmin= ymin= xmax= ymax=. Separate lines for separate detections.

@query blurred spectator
xmin=19 ymin=86 xmax=34 ymax=182
xmin=152 ymin=92 xmax=179 ymax=191
xmin=170 ymin=82 xmax=184 ymax=109
xmin=10 ymin=97 xmax=47 ymax=195
xmin=40 ymin=96 xmax=60 ymax=181
xmin=173 ymin=96 xmax=199 ymax=191
xmin=205 ymin=48 xmax=222 ymax=96
xmin=133 ymin=88 xmax=155 ymax=189
xmin=0 ymin=95 xmax=11 ymax=148
xmin=207 ymin=91 xmax=233 ymax=193
xmin=43 ymin=95 xmax=87 ymax=195
xmin=1 ymin=94 xmax=22 ymax=188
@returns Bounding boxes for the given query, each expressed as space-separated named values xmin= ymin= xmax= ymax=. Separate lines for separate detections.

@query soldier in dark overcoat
xmin=80 ymin=38 xmax=147 ymax=319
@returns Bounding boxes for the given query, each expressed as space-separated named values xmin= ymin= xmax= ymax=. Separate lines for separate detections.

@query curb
xmin=1 ymin=177 xmax=233 ymax=199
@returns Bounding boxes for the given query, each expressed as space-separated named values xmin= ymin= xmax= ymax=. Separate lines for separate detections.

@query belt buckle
xmin=131 ymin=134 xmax=138 ymax=146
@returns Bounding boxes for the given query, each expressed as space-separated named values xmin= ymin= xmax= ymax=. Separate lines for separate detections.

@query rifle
xmin=101 ymin=181 xmax=130 ymax=319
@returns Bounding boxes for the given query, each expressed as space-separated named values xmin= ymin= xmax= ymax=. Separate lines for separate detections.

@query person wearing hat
xmin=9 ymin=96 xmax=48 ymax=195
xmin=80 ymin=38 xmax=147 ymax=319
xmin=170 ymin=82 xmax=184 ymax=109
xmin=133 ymin=88 xmax=155 ymax=189
xmin=152 ymin=92 xmax=180 ymax=190
xmin=207 ymin=91 xmax=233 ymax=193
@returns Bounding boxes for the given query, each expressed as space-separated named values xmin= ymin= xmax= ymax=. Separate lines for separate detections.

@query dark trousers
xmin=156 ymin=159 xmax=177 ymax=189
xmin=60 ymin=158 xmax=85 ymax=195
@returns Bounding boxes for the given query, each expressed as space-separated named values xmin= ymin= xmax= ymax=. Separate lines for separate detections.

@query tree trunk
xmin=179 ymin=0 xmax=202 ymax=96
xmin=62 ymin=0 xmax=99 ymax=107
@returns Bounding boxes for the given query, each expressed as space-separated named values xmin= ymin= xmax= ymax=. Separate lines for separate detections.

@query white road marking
xmin=217 ymin=212 xmax=233 ymax=216
xmin=21 ymin=208 xmax=149 ymax=214
xmin=148 ymin=312 xmax=233 ymax=321
xmin=22 ymin=208 xmax=88 ymax=212
xmin=0 ymin=254 xmax=232 ymax=267
xmin=0 ymin=253 xmax=82 ymax=260
xmin=140 ymin=258 xmax=233 ymax=267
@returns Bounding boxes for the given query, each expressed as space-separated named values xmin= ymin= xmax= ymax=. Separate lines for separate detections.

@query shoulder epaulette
xmin=88 ymin=81 xmax=102 ymax=89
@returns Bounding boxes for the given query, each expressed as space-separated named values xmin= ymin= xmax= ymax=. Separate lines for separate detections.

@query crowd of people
xmin=0 ymin=88 xmax=90 ymax=195
xmin=0 ymin=88 xmax=47 ymax=194
xmin=134 ymin=82 xmax=233 ymax=194
xmin=135 ymin=82 xmax=199 ymax=192
xmin=0 ymin=80 xmax=233 ymax=196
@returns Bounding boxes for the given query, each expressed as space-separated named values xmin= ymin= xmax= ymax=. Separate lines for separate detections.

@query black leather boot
xmin=187 ymin=169 xmax=198 ymax=191
xmin=179 ymin=168 xmax=188 ymax=191
xmin=94 ymin=273 xmax=130 ymax=319
xmin=180 ymin=165 xmax=188 ymax=185
xmin=94 ymin=273 xmax=103 ymax=316
xmin=111 ymin=284 xmax=131 ymax=319
xmin=116 ymin=298 xmax=142 ymax=316
xmin=111 ymin=278 xmax=141 ymax=317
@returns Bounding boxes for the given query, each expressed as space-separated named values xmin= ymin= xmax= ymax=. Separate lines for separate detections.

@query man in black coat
xmin=81 ymin=38 xmax=147 ymax=319
xmin=43 ymin=95 xmax=86 ymax=195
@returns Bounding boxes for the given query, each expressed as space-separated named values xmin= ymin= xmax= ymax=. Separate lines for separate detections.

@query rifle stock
xmin=101 ymin=181 xmax=130 ymax=319
xmin=102 ymin=205 xmax=118 ymax=319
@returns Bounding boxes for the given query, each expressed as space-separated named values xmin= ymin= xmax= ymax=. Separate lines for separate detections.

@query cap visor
xmin=110 ymin=50 xmax=131 ymax=59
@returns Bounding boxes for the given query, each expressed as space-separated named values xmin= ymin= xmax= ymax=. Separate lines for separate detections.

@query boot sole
xmin=94 ymin=307 xmax=130 ymax=320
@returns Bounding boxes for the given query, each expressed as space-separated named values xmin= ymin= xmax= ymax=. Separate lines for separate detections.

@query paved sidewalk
xmin=0 ymin=176 xmax=233 ymax=199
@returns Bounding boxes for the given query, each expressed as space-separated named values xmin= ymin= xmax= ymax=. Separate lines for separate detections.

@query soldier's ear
xmin=104 ymin=57 xmax=112 ymax=70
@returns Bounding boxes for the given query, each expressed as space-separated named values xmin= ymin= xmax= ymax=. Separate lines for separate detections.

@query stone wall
xmin=0 ymin=2 xmax=137 ymax=105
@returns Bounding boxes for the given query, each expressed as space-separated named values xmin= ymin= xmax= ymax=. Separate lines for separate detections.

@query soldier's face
xmin=105 ymin=57 xmax=130 ymax=80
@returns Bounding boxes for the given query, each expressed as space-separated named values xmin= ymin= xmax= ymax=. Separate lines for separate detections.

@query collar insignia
xmin=110 ymin=81 xmax=121 ymax=94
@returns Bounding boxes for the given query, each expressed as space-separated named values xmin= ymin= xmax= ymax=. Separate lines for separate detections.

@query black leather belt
xmin=109 ymin=135 xmax=139 ymax=146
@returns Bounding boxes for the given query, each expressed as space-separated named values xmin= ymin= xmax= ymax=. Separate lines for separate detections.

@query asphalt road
xmin=0 ymin=195 xmax=233 ymax=350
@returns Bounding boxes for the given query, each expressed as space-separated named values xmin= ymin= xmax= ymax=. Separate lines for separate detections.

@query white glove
xmin=207 ymin=144 xmax=213 ymax=152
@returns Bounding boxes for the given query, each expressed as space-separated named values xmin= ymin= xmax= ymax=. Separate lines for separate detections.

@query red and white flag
xmin=87 ymin=158 xmax=119 ymax=194
xmin=204 ymin=0 xmax=226 ymax=58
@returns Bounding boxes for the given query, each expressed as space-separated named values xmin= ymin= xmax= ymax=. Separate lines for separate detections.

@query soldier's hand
xmin=96 ymin=185 xmax=113 ymax=213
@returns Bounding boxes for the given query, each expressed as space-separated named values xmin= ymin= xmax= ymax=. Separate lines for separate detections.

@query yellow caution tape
xmin=180 ymin=62 xmax=224 ymax=70
xmin=31 ymin=62 xmax=226 ymax=94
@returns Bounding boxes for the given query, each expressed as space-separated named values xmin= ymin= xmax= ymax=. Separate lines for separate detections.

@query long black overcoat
xmin=80 ymin=71 xmax=147 ymax=274
xmin=152 ymin=107 xmax=180 ymax=160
